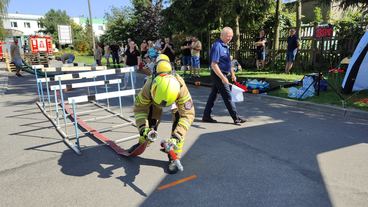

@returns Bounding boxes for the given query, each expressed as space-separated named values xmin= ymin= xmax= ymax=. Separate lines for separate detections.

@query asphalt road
xmin=0 ymin=71 xmax=367 ymax=207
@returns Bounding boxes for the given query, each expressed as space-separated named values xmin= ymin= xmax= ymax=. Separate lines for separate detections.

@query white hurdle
xmin=66 ymin=88 xmax=138 ymax=154
xmin=33 ymin=65 xmax=138 ymax=154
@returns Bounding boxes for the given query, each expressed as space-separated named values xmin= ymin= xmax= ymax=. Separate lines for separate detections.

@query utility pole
xmin=87 ymin=0 xmax=96 ymax=55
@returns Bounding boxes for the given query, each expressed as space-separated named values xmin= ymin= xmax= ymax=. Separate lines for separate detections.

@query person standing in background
xmin=161 ymin=37 xmax=175 ymax=68
xmin=10 ymin=38 xmax=23 ymax=77
xmin=104 ymin=44 xmax=111 ymax=66
xmin=94 ymin=44 xmax=103 ymax=66
xmin=147 ymin=40 xmax=158 ymax=61
xmin=140 ymin=40 xmax=148 ymax=58
xmin=124 ymin=40 xmax=141 ymax=88
xmin=110 ymin=42 xmax=120 ymax=65
xmin=285 ymin=29 xmax=299 ymax=74
xmin=254 ymin=30 xmax=267 ymax=70
xmin=190 ymin=36 xmax=202 ymax=77
xmin=180 ymin=36 xmax=192 ymax=76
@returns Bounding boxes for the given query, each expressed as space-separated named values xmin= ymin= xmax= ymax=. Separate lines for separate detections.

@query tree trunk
xmin=273 ymin=0 xmax=281 ymax=60
xmin=296 ymin=0 xmax=302 ymax=38
xmin=235 ymin=14 xmax=240 ymax=60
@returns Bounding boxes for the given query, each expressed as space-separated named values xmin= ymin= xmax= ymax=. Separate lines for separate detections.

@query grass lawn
xmin=75 ymin=55 xmax=110 ymax=65
xmin=73 ymin=56 xmax=368 ymax=112
xmin=178 ymin=68 xmax=368 ymax=111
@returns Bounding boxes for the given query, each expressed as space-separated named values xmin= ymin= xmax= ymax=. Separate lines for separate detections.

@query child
xmin=231 ymin=55 xmax=242 ymax=72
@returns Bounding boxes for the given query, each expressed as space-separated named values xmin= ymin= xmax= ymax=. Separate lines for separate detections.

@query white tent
xmin=342 ymin=31 xmax=368 ymax=93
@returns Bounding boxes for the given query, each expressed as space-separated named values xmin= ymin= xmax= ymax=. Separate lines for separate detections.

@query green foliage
xmin=39 ymin=9 xmax=72 ymax=43
xmin=313 ymin=7 xmax=323 ymax=23
xmin=100 ymin=6 xmax=134 ymax=45
xmin=334 ymin=11 xmax=367 ymax=57
xmin=131 ymin=0 xmax=163 ymax=41
xmin=319 ymin=0 xmax=368 ymax=14
xmin=0 ymin=0 xmax=9 ymax=40
xmin=39 ymin=9 xmax=94 ymax=55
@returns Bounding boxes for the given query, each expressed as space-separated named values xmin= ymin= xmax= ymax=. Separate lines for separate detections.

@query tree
xmin=0 ymin=0 xmax=9 ymax=40
xmin=222 ymin=0 xmax=273 ymax=59
xmin=131 ymin=0 xmax=164 ymax=41
xmin=39 ymin=9 xmax=72 ymax=44
xmin=319 ymin=0 xmax=368 ymax=14
xmin=273 ymin=0 xmax=281 ymax=51
xmin=313 ymin=7 xmax=323 ymax=23
xmin=100 ymin=6 xmax=133 ymax=45
xmin=296 ymin=0 xmax=302 ymax=38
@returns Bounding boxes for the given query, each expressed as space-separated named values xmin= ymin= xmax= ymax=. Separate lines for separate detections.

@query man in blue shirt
xmin=285 ymin=29 xmax=299 ymax=73
xmin=202 ymin=27 xmax=246 ymax=125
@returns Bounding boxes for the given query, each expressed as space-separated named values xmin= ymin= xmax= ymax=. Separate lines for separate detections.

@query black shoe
xmin=234 ymin=117 xmax=247 ymax=124
xmin=202 ymin=116 xmax=217 ymax=123
xmin=128 ymin=143 xmax=140 ymax=153
xmin=16 ymin=73 xmax=22 ymax=77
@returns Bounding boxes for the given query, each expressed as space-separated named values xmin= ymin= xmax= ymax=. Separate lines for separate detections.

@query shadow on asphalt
xmin=7 ymin=71 xmax=368 ymax=206
xmin=58 ymin=148 xmax=168 ymax=197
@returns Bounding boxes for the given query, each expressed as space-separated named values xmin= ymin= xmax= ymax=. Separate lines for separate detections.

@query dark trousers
xmin=203 ymin=71 xmax=238 ymax=120
xmin=111 ymin=52 xmax=120 ymax=64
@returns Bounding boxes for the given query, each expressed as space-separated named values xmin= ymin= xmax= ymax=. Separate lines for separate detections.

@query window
xmin=24 ymin=22 xmax=31 ymax=28
xmin=11 ymin=22 xmax=18 ymax=28
xmin=98 ymin=25 xmax=104 ymax=31
xmin=37 ymin=22 xmax=43 ymax=28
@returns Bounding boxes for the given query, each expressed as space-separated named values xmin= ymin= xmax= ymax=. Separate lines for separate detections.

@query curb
xmin=248 ymin=94 xmax=368 ymax=121
xmin=185 ymin=79 xmax=368 ymax=121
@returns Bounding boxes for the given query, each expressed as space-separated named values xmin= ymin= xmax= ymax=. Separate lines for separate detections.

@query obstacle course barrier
xmin=33 ymin=65 xmax=139 ymax=155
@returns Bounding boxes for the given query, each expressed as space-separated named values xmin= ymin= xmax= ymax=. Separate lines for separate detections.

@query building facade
xmin=2 ymin=13 xmax=106 ymax=38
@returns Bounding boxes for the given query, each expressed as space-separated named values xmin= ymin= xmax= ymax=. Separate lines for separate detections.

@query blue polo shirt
xmin=210 ymin=39 xmax=231 ymax=73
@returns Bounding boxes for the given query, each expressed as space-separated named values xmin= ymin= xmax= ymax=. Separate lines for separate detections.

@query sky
xmin=8 ymin=0 xmax=131 ymax=18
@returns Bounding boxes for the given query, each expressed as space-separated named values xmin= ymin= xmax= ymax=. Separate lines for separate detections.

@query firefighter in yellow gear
xmin=130 ymin=54 xmax=195 ymax=173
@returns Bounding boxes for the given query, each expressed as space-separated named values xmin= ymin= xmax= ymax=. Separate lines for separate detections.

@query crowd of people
xmin=93 ymin=36 xmax=203 ymax=76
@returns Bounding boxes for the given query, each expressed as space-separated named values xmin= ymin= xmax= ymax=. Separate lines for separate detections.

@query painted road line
xmin=157 ymin=175 xmax=197 ymax=191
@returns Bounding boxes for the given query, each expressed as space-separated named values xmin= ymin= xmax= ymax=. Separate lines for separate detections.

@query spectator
xmin=119 ymin=42 xmax=125 ymax=64
xmin=180 ymin=36 xmax=192 ymax=76
xmin=124 ymin=40 xmax=141 ymax=88
xmin=94 ymin=44 xmax=103 ymax=66
xmin=110 ymin=42 xmax=120 ymax=65
xmin=154 ymin=38 xmax=162 ymax=52
xmin=202 ymin=27 xmax=246 ymax=125
xmin=161 ymin=37 xmax=175 ymax=68
xmin=254 ymin=30 xmax=267 ymax=70
xmin=22 ymin=40 xmax=29 ymax=53
xmin=10 ymin=38 xmax=23 ymax=77
xmin=140 ymin=54 xmax=155 ymax=83
xmin=104 ymin=44 xmax=111 ymax=66
xmin=231 ymin=55 xmax=242 ymax=72
xmin=285 ymin=29 xmax=299 ymax=74
xmin=140 ymin=39 xmax=148 ymax=58
xmin=147 ymin=40 xmax=158 ymax=61
xmin=191 ymin=36 xmax=202 ymax=77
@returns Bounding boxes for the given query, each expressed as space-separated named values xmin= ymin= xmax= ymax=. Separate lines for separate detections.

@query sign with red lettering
xmin=46 ymin=37 xmax=53 ymax=54
xmin=37 ymin=38 xmax=47 ymax=52
xmin=30 ymin=37 xmax=38 ymax=53
xmin=315 ymin=25 xmax=333 ymax=39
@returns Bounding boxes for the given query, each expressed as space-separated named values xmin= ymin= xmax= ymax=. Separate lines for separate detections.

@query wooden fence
xmin=208 ymin=23 xmax=367 ymax=70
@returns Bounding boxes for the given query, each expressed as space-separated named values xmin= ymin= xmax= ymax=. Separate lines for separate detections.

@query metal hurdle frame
xmin=66 ymin=88 xmax=139 ymax=154
xmin=33 ymin=65 xmax=108 ymax=113
xmin=33 ymin=66 xmax=138 ymax=154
